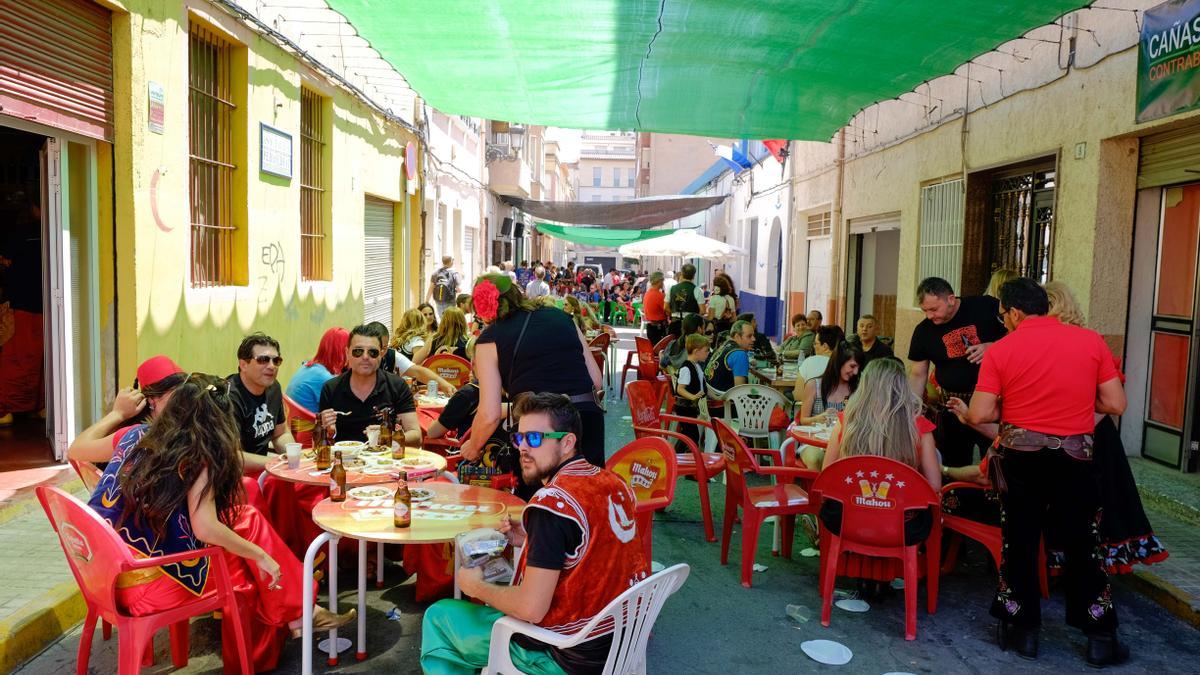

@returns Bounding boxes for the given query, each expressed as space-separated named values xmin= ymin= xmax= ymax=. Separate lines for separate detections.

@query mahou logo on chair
xmin=846 ymin=469 xmax=904 ymax=509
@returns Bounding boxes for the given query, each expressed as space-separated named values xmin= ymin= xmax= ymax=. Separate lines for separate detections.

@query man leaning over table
xmin=227 ymin=332 xmax=294 ymax=472
xmin=421 ymin=392 xmax=649 ymax=675
xmin=318 ymin=324 xmax=421 ymax=445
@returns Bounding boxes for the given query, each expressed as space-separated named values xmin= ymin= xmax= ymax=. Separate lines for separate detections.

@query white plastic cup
xmin=427 ymin=380 xmax=438 ymax=397
xmin=285 ymin=442 xmax=302 ymax=469
xmin=366 ymin=426 xmax=381 ymax=447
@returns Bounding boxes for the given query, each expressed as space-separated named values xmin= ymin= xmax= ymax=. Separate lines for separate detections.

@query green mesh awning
xmin=325 ymin=0 xmax=1087 ymax=140
xmin=535 ymin=223 xmax=674 ymax=248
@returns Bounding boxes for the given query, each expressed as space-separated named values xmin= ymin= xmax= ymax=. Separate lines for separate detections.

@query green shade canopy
xmin=535 ymin=223 xmax=676 ymax=248
xmin=326 ymin=0 xmax=1087 ymax=140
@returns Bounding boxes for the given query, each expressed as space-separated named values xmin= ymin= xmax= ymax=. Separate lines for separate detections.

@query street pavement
xmin=13 ymin=327 xmax=1200 ymax=673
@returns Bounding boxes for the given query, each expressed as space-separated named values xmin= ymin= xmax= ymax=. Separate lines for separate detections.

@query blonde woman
xmin=985 ymin=267 xmax=1019 ymax=299
xmin=822 ymin=358 xmax=941 ymax=488
xmin=391 ymin=308 xmax=428 ymax=360
xmin=1044 ymin=280 xmax=1086 ymax=327
xmin=413 ymin=307 xmax=469 ymax=364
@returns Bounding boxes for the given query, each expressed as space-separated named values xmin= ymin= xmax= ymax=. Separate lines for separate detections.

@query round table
xmin=415 ymin=393 xmax=451 ymax=413
xmin=300 ymin=482 xmax=525 ymax=673
xmin=262 ymin=448 xmax=447 ymax=486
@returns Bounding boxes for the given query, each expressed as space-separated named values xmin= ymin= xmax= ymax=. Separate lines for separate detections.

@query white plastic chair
xmin=482 ymin=563 xmax=690 ymax=675
xmin=723 ymin=383 xmax=791 ymax=458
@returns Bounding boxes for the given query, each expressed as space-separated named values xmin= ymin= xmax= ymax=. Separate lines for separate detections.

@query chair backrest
xmin=580 ymin=563 xmax=691 ymax=675
xmin=69 ymin=459 xmax=104 ymax=493
xmin=589 ymin=332 xmax=611 ymax=351
xmin=810 ymin=456 xmax=938 ymax=548
xmin=606 ymin=437 xmax=677 ymax=510
xmin=423 ymin=353 xmax=472 ymax=389
xmin=712 ymin=418 xmax=759 ymax=487
xmin=626 ymin=380 xmax=663 ymax=429
xmin=36 ymin=486 xmax=136 ymax=618
xmin=633 ymin=336 xmax=658 ymax=380
xmin=283 ymin=393 xmax=316 ymax=422
xmin=723 ymin=384 xmax=789 ymax=438
xmin=651 ymin=334 xmax=676 ymax=359
xmin=283 ymin=393 xmax=316 ymax=446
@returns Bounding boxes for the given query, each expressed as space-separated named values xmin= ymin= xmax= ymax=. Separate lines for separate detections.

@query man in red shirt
xmin=642 ymin=271 xmax=668 ymax=346
xmin=964 ymin=278 xmax=1127 ymax=667
xmin=421 ymin=393 xmax=649 ymax=674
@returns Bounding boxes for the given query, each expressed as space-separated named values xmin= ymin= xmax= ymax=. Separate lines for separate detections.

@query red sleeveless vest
xmin=514 ymin=458 xmax=650 ymax=637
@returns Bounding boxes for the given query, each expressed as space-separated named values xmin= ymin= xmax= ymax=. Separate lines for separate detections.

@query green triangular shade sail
xmin=326 ymin=0 xmax=1087 ymax=140
xmin=535 ymin=223 xmax=675 ymax=247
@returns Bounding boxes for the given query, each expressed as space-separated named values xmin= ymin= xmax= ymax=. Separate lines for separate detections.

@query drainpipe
xmin=417 ymin=100 xmax=429 ymax=301
xmin=830 ymin=128 xmax=846 ymax=326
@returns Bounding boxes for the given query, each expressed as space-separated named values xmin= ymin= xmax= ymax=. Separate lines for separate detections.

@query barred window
xmin=188 ymin=25 xmax=237 ymax=287
xmin=918 ymin=180 xmax=965 ymax=292
xmin=300 ymin=88 xmax=329 ymax=280
xmin=806 ymin=212 xmax=831 ymax=237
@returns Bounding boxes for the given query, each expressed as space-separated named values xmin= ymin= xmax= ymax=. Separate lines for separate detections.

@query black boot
xmin=997 ymin=620 xmax=1039 ymax=660
xmin=1085 ymin=634 xmax=1129 ymax=668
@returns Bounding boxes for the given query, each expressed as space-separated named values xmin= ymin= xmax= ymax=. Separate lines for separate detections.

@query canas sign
xmin=1138 ymin=0 xmax=1200 ymax=122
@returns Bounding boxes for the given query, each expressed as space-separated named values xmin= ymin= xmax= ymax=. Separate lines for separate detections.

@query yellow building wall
xmin=105 ymin=0 xmax=420 ymax=388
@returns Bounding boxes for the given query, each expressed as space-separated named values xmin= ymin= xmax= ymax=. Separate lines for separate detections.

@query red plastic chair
xmin=810 ymin=456 xmax=942 ymax=640
xmin=423 ymin=353 xmax=472 ymax=389
xmin=35 ymin=486 xmax=252 ymax=675
xmin=940 ymin=481 xmax=1049 ymax=599
xmin=283 ymin=393 xmax=316 ymax=447
xmin=712 ymin=419 xmax=817 ymax=588
xmin=651 ymin=334 xmax=675 ymax=360
xmin=606 ymin=437 xmax=678 ymax=564
xmin=69 ymin=459 xmax=104 ymax=493
xmin=588 ymin=332 xmax=611 ymax=384
xmin=627 ymin=379 xmax=725 ymax=542
xmin=620 ymin=336 xmax=667 ymax=399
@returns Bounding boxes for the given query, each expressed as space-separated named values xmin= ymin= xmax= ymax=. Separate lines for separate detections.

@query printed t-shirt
xmin=907 ymin=295 xmax=1006 ymax=392
xmin=975 ymin=315 xmax=1119 ymax=436
xmin=318 ymin=369 xmax=416 ymax=442
xmin=226 ymin=374 xmax=284 ymax=455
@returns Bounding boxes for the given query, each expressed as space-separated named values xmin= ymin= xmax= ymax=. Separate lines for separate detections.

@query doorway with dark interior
xmin=0 ymin=127 xmax=52 ymax=472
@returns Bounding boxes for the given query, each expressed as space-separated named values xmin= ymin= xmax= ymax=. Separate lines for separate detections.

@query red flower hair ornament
xmin=472 ymin=274 xmax=511 ymax=322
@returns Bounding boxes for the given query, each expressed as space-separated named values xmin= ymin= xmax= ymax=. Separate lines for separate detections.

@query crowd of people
xmin=58 ymin=248 xmax=1168 ymax=672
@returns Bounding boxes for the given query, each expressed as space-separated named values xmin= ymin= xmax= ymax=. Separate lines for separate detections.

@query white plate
xmin=409 ymin=487 xmax=434 ymax=502
xmin=835 ymin=598 xmax=870 ymax=613
xmin=362 ymin=467 xmax=393 ymax=475
xmin=801 ymin=639 xmax=853 ymax=666
xmin=347 ymin=486 xmax=392 ymax=500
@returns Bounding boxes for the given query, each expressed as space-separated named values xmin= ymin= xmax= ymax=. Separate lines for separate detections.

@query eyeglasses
xmin=997 ymin=307 xmax=1011 ymax=322
xmin=351 ymin=347 xmax=382 ymax=359
xmin=251 ymin=355 xmax=283 ymax=366
xmin=510 ymin=430 xmax=569 ymax=448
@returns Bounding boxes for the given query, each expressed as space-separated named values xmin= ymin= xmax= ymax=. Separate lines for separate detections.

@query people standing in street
xmin=525 ymin=266 xmax=551 ymax=299
xmin=959 ymin=278 xmax=1128 ymax=667
xmin=227 ymin=333 xmax=294 ymax=473
xmin=851 ymin=314 xmax=894 ymax=367
xmin=464 ymin=273 xmax=605 ymax=468
xmin=642 ymin=272 xmax=669 ymax=346
xmin=706 ymin=274 xmax=738 ymax=336
xmin=427 ymin=256 xmax=461 ymax=320
xmin=667 ymin=263 xmax=704 ymax=337
xmin=907 ymin=276 xmax=1006 ymax=468
xmin=673 ymin=334 xmax=711 ymax=453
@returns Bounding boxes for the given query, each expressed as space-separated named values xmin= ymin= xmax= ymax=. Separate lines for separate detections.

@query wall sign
xmin=1137 ymin=0 xmax=1200 ymax=123
xmin=260 ymin=123 xmax=293 ymax=179
xmin=147 ymin=82 xmax=164 ymax=135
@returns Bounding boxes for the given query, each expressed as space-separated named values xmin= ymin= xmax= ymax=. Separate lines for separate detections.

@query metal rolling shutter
xmin=363 ymin=197 xmax=395 ymax=326
xmin=463 ymin=226 xmax=475 ymax=277
xmin=1138 ymin=126 xmax=1200 ymax=189
xmin=0 ymin=0 xmax=113 ymax=140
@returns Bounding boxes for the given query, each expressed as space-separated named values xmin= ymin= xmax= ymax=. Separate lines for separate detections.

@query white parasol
xmin=618 ymin=228 xmax=746 ymax=260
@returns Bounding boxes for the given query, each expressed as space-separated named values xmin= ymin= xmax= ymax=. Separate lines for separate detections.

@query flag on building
xmin=763 ymin=140 xmax=789 ymax=164
xmin=712 ymin=143 xmax=753 ymax=173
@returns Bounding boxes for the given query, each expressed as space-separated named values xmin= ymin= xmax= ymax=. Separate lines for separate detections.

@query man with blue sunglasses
xmin=422 ymin=392 xmax=649 ymax=674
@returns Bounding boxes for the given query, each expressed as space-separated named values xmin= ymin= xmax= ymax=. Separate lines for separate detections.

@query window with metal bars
xmin=918 ymin=180 xmax=965 ymax=292
xmin=188 ymin=25 xmax=237 ymax=287
xmin=988 ymin=166 xmax=1056 ymax=283
xmin=300 ymin=88 xmax=329 ymax=280
xmin=806 ymin=212 xmax=831 ymax=237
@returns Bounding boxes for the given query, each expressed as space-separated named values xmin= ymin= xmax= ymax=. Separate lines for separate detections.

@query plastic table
xmin=300 ymin=482 xmax=525 ymax=673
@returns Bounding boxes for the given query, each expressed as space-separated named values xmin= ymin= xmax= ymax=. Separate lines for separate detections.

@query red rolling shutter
xmin=0 ymin=0 xmax=114 ymax=140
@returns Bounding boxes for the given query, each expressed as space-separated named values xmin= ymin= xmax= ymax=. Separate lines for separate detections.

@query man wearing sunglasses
xmin=228 ymin=333 xmax=293 ymax=471
xmin=422 ymin=392 xmax=649 ymax=674
xmin=318 ymin=324 xmax=420 ymax=445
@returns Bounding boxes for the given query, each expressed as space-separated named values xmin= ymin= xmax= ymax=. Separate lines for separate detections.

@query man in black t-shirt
xmin=850 ymin=314 xmax=894 ymax=367
xmin=227 ymin=333 xmax=292 ymax=472
xmin=907 ymin=277 xmax=1006 ymax=467
xmin=319 ymin=325 xmax=420 ymax=444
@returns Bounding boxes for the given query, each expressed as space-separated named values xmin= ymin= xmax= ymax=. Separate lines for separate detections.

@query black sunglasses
xmin=351 ymin=347 xmax=382 ymax=359
xmin=250 ymin=355 xmax=283 ymax=366
xmin=511 ymin=430 xmax=569 ymax=448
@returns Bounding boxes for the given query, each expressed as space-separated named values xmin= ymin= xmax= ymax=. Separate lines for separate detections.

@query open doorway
xmin=0 ymin=127 xmax=52 ymax=471
xmin=846 ymin=218 xmax=901 ymax=340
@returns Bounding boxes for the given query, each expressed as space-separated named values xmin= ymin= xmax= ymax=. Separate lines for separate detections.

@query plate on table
xmin=347 ymin=485 xmax=392 ymax=500
xmin=417 ymin=395 xmax=450 ymax=407
xmin=342 ymin=457 xmax=367 ymax=471
xmin=361 ymin=466 xmax=393 ymax=475
xmin=409 ymin=487 xmax=434 ymax=502
xmin=398 ymin=457 xmax=435 ymax=469
xmin=361 ymin=444 xmax=391 ymax=454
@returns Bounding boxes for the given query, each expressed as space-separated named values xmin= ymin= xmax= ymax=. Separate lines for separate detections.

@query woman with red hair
xmin=285 ymin=327 xmax=349 ymax=413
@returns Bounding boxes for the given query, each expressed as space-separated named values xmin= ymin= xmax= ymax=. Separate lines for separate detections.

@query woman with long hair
xmin=392 ymin=308 xmax=429 ymax=360
xmin=463 ymin=273 xmax=604 ymax=469
xmin=414 ymin=307 xmax=469 ymax=363
xmin=986 ymin=267 xmax=1019 ymax=299
xmin=707 ymin=273 xmax=738 ymax=336
xmin=418 ymin=302 xmax=439 ymax=332
xmin=798 ymin=342 xmax=863 ymax=426
xmin=285 ymin=327 xmax=348 ymax=413
xmin=87 ymin=373 xmax=353 ymax=671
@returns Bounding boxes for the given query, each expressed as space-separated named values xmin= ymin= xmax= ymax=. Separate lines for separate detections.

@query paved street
xmin=12 ymin=331 xmax=1200 ymax=674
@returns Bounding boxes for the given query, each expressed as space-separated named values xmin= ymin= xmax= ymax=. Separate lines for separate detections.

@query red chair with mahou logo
xmin=713 ymin=419 xmax=817 ymax=588
xmin=606 ymin=437 xmax=678 ymax=564
xmin=810 ymin=456 xmax=942 ymax=641
xmin=423 ymin=353 xmax=472 ymax=389
xmin=619 ymin=336 xmax=669 ymax=399
xmin=283 ymin=393 xmax=316 ymax=447
xmin=627 ymin=379 xmax=725 ymax=542
xmin=36 ymin=486 xmax=252 ymax=675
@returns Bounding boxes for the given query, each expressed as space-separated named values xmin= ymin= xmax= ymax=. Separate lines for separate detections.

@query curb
xmin=1118 ymin=568 xmax=1200 ymax=631
xmin=0 ymin=580 xmax=86 ymax=673
xmin=0 ymin=477 xmax=85 ymax=527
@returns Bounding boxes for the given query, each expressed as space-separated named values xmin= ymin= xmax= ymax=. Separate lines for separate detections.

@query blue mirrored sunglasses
xmin=510 ymin=431 xmax=569 ymax=448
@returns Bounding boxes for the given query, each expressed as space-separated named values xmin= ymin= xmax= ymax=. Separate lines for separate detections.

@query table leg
xmin=302 ymin=532 xmax=335 ymax=675
xmin=376 ymin=541 xmax=385 ymax=588
xmin=357 ymin=539 xmax=367 ymax=661
xmin=327 ymin=537 xmax=339 ymax=666
xmin=453 ymin=539 xmax=461 ymax=599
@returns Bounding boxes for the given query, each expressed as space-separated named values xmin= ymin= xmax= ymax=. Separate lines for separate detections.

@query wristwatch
xmin=941 ymin=465 xmax=951 ymax=479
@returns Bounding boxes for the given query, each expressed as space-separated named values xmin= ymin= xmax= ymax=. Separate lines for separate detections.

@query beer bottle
xmin=379 ymin=408 xmax=393 ymax=449
xmin=330 ymin=451 xmax=347 ymax=502
xmin=314 ymin=423 xmax=331 ymax=471
xmin=393 ymin=471 xmax=411 ymax=528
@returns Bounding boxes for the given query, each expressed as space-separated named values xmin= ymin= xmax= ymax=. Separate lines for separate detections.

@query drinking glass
xmin=285 ymin=442 xmax=302 ymax=469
